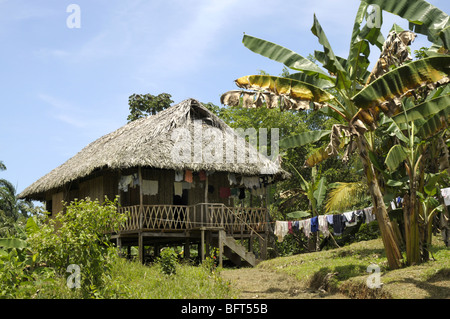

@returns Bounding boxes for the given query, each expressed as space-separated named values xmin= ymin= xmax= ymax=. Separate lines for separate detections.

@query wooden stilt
xmin=206 ymin=230 xmax=211 ymax=258
xmin=218 ymin=230 xmax=224 ymax=268
xmin=184 ymin=237 xmax=190 ymax=260
xmin=138 ymin=233 xmax=144 ymax=264
xmin=200 ymin=228 xmax=205 ymax=262
xmin=138 ymin=167 xmax=144 ymax=229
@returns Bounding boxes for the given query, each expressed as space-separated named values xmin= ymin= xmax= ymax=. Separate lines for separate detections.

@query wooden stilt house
xmin=19 ymin=99 xmax=289 ymax=266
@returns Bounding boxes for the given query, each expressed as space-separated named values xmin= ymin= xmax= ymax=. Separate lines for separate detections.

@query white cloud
xmin=38 ymin=93 xmax=88 ymax=128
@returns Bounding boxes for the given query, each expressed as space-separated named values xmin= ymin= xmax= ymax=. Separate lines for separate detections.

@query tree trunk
xmin=355 ymin=134 xmax=403 ymax=269
xmin=403 ymin=193 xmax=421 ymax=265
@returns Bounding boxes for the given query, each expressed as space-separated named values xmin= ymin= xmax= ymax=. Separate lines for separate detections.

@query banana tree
xmin=280 ymin=165 xmax=327 ymax=251
xmin=221 ymin=0 xmax=450 ymax=269
xmin=381 ymin=90 xmax=449 ymax=264
xmin=282 ymin=165 xmax=327 ymax=220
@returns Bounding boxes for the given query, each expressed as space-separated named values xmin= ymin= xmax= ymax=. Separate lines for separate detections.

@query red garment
xmin=219 ymin=187 xmax=231 ymax=198
xmin=199 ymin=170 xmax=206 ymax=181
xmin=184 ymin=170 xmax=193 ymax=183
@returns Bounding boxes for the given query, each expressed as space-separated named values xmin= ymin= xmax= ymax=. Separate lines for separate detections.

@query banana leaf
xmin=287 ymin=72 xmax=334 ymax=89
xmin=304 ymin=145 xmax=330 ymax=168
xmin=363 ymin=0 xmax=450 ymax=49
xmin=352 ymin=56 xmax=450 ymax=111
xmin=0 ymin=238 xmax=27 ymax=249
xmin=311 ymin=14 xmax=351 ymax=90
xmin=392 ymin=94 xmax=450 ymax=124
xmin=242 ymin=34 xmax=333 ymax=81
xmin=287 ymin=211 xmax=311 ymax=219
xmin=280 ymin=130 xmax=331 ymax=149
xmin=385 ymin=144 xmax=408 ymax=172
xmin=348 ymin=2 xmax=384 ymax=85
xmin=313 ymin=177 xmax=327 ymax=209
xmin=234 ymin=75 xmax=334 ymax=103
xmin=416 ymin=108 xmax=449 ymax=139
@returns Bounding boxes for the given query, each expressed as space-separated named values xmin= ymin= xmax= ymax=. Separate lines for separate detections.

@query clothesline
xmin=118 ymin=170 xmax=272 ymax=199
xmin=274 ymin=207 xmax=375 ymax=242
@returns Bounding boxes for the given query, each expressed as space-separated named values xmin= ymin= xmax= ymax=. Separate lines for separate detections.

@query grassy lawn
xmin=28 ymin=236 xmax=448 ymax=299
xmin=108 ymin=258 xmax=236 ymax=299
xmin=255 ymin=236 xmax=449 ymax=299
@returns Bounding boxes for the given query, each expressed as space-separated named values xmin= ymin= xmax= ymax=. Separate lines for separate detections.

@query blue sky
xmin=0 ymin=0 xmax=448 ymax=195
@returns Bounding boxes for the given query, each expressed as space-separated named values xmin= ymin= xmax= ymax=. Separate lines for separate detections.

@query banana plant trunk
xmin=403 ymin=193 xmax=421 ymax=265
xmin=355 ymin=134 xmax=403 ymax=269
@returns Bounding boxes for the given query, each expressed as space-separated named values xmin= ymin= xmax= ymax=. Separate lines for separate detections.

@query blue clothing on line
xmin=310 ymin=216 xmax=319 ymax=232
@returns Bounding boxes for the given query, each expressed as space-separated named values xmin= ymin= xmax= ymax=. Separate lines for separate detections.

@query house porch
xmin=111 ymin=203 xmax=269 ymax=266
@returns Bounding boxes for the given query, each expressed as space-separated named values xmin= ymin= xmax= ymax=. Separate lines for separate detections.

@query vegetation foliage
xmin=0 ymin=0 xmax=449 ymax=299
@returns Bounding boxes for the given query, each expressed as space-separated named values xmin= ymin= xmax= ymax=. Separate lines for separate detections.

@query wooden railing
xmin=117 ymin=203 xmax=267 ymax=234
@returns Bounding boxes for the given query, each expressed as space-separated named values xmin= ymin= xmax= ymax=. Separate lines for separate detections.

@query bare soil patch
xmin=221 ymin=267 xmax=348 ymax=299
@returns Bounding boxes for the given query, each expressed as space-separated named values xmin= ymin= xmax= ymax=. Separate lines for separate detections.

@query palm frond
xmin=324 ymin=181 xmax=368 ymax=213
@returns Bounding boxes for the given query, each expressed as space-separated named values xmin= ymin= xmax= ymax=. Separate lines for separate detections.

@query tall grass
xmin=27 ymin=257 xmax=235 ymax=299
xmin=108 ymin=258 xmax=235 ymax=299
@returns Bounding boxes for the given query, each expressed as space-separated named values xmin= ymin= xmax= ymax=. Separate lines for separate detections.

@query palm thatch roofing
xmin=19 ymin=98 xmax=289 ymax=201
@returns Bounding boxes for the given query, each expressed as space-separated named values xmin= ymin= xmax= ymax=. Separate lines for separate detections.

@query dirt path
xmin=221 ymin=267 xmax=347 ymax=299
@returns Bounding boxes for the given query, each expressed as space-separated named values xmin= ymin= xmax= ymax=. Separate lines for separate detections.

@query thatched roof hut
xmin=19 ymin=98 xmax=288 ymax=202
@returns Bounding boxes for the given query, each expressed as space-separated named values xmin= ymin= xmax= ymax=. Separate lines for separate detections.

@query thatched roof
xmin=19 ymin=98 xmax=289 ymax=200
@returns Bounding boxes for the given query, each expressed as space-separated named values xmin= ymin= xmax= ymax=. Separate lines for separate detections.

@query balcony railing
xmin=117 ymin=203 xmax=267 ymax=235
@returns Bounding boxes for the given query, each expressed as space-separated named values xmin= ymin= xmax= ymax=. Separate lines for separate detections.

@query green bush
xmin=27 ymin=197 xmax=126 ymax=298
xmin=157 ymin=247 xmax=178 ymax=275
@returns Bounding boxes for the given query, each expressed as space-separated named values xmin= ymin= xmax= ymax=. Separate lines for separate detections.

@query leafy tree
xmin=127 ymin=93 xmax=174 ymax=122
xmin=375 ymin=89 xmax=450 ymax=264
xmin=221 ymin=0 xmax=450 ymax=269
xmin=0 ymin=179 xmax=34 ymax=221
xmin=27 ymin=197 xmax=126 ymax=297
xmin=0 ymin=162 xmax=36 ymax=237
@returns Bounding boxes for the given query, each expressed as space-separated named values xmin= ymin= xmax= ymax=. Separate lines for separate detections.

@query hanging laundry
xmin=238 ymin=188 xmax=245 ymax=199
xmin=208 ymin=185 xmax=215 ymax=194
xmin=230 ymin=188 xmax=239 ymax=198
xmin=326 ymin=214 xmax=334 ymax=225
xmin=132 ymin=173 xmax=139 ymax=187
xmin=343 ymin=211 xmax=358 ymax=227
xmin=318 ymin=215 xmax=330 ymax=237
xmin=292 ymin=220 xmax=300 ymax=232
xmin=310 ymin=216 xmax=319 ymax=232
xmin=363 ymin=207 xmax=376 ymax=224
xmin=242 ymin=176 xmax=260 ymax=189
xmin=274 ymin=221 xmax=289 ymax=242
xmin=288 ymin=221 xmax=293 ymax=234
xmin=182 ymin=182 xmax=191 ymax=190
xmin=118 ymin=175 xmax=133 ymax=192
xmin=355 ymin=210 xmax=364 ymax=222
xmin=390 ymin=201 xmax=397 ymax=210
xmin=227 ymin=173 xmax=237 ymax=185
xmin=142 ymin=180 xmax=158 ymax=196
xmin=184 ymin=170 xmax=193 ymax=183
xmin=199 ymin=170 xmax=207 ymax=181
xmin=396 ymin=196 xmax=403 ymax=208
xmin=333 ymin=214 xmax=345 ymax=235
xmin=175 ymin=171 xmax=183 ymax=182
xmin=302 ymin=219 xmax=311 ymax=238
xmin=441 ymin=187 xmax=450 ymax=206
xmin=174 ymin=182 xmax=183 ymax=196
xmin=219 ymin=187 xmax=231 ymax=198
